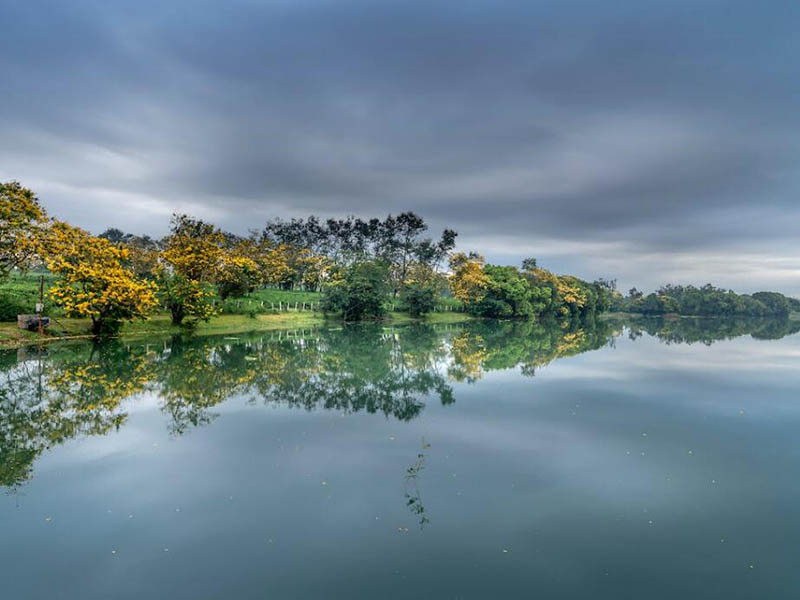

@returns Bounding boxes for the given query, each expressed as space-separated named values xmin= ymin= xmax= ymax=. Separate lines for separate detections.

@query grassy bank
xmin=0 ymin=272 xmax=471 ymax=349
xmin=0 ymin=310 xmax=473 ymax=349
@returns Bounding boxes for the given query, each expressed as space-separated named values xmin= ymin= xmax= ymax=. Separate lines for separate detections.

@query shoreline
xmin=0 ymin=310 xmax=474 ymax=350
xmin=3 ymin=310 xmax=797 ymax=351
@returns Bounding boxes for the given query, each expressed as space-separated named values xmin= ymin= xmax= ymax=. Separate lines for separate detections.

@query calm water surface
xmin=2 ymin=317 xmax=800 ymax=599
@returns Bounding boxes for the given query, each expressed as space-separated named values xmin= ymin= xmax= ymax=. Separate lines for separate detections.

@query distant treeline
xmin=617 ymin=284 xmax=799 ymax=317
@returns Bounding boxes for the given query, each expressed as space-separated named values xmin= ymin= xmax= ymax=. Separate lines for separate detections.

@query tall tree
xmin=43 ymin=221 xmax=157 ymax=335
xmin=0 ymin=181 xmax=48 ymax=278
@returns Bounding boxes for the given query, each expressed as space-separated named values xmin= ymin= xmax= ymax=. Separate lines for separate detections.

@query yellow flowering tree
xmin=298 ymin=250 xmax=333 ymax=291
xmin=43 ymin=221 xmax=157 ymax=335
xmin=158 ymin=215 xmax=225 ymax=324
xmin=0 ymin=181 xmax=48 ymax=278
xmin=448 ymin=252 xmax=489 ymax=306
xmin=215 ymin=239 xmax=260 ymax=299
xmin=259 ymin=242 xmax=296 ymax=287
xmin=161 ymin=214 xmax=226 ymax=281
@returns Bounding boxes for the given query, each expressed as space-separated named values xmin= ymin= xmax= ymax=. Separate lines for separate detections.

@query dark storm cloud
xmin=1 ymin=0 xmax=799 ymax=293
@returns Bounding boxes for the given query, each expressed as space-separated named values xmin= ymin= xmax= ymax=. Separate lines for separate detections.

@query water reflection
xmin=625 ymin=315 xmax=800 ymax=344
xmin=1 ymin=315 xmax=798 ymax=489
xmin=404 ymin=437 xmax=431 ymax=530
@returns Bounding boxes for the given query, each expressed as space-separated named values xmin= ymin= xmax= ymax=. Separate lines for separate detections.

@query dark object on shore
xmin=17 ymin=314 xmax=50 ymax=331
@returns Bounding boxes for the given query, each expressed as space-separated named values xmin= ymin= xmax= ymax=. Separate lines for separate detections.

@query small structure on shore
xmin=17 ymin=314 xmax=50 ymax=331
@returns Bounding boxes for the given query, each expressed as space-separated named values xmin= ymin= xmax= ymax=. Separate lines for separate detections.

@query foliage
xmin=401 ymin=281 xmax=437 ymax=317
xmin=99 ymin=228 xmax=162 ymax=279
xmin=622 ymin=284 xmax=797 ymax=317
xmin=449 ymin=253 xmax=489 ymax=306
xmin=159 ymin=215 xmax=227 ymax=324
xmin=215 ymin=239 xmax=261 ymax=299
xmin=474 ymin=265 xmax=539 ymax=318
xmin=450 ymin=257 xmax=612 ymax=321
xmin=161 ymin=215 xmax=227 ymax=281
xmin=156 ymin=271 xmax=218 ymax=326
xmin=263 ymin=212 xmax=456 ymax=274
xmin=523 ymin=266 xmax=614 ymax=318
xmin=0 ymin=181 xmax=48 ymax=278
xmin=751 ymin=291 xmax=792 ymax=317
xmin=0 ymin=273 xmax=64 ymax=320
xmin=321 ymin=261 xmax=390 ymax=320
xmin=42 ymin=222 xmax=157 ymax=335
xmin=630 ymin=293 xmax=680 ymax=315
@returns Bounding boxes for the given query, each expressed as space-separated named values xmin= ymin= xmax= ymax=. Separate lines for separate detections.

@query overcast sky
xmin=2 ymin=0 xmax=798 ymax=295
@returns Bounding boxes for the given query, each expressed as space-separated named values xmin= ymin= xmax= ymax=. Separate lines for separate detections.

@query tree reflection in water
xmin=1 ymin=315 xmax=798 ymax=489
xmin=404 ymin=437 xmax=431 ymax=530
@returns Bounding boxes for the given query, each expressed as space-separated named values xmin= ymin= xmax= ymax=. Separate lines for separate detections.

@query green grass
xmin=0 ymin=271 xmax=65 ymax=320
xmin=0 ymin=273 xmax=471 ymax=348
xmin=0 ymin=309 xmax=473 ymax=349
xmin=217 ymin=288 xmax=322 ymax=315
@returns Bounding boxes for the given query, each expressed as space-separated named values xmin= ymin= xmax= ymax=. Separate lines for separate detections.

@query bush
xmin=401 ymin=282 xmax=436 ymax=317
xmin=0 ymin=294 xmax=28 ymax=321
xmin=322 ymin=261 xmax=389 ymax=321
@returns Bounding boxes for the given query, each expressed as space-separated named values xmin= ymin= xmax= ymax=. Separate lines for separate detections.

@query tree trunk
xmin=91 ymin=318 xmax=103 ymax=336
xmin=171 ymin=304 xmax=185 ymax=325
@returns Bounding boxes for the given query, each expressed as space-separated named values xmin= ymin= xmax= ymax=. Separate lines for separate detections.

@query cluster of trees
xmin=3 ymin=180 xmax=798 ymax=336
xmin=1 ymin=181 xmax=461 ymax=333
xmin=620 ymin=284 xmax=799 ymax=317
xmin=448 ymin=253 xmax=617 ymax=320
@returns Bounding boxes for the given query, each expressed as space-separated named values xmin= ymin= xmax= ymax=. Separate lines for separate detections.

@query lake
xmin=2 ymin=316 xmax=800 ymax=599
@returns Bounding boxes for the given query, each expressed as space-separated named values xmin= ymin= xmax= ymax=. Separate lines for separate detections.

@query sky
xmin=1 ymin=0 xmax=799 ymax=295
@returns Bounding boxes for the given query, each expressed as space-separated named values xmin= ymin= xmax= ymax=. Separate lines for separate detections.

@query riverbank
xmin=0 ymin=310 xmax=474 ymax=349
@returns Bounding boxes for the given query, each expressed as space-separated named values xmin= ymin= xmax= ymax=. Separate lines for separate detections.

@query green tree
xmin=401 ymin=281 xmax=437 ymax=317
xmin=321 ymin=261 xmax=390 ymax=321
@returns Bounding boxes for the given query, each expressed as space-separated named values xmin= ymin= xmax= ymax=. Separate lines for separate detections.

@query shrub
xmin=401 ymin=282 xmax=436 ymax=318
xmin=322 ymin=261 xmax=389 ymax=321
